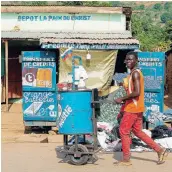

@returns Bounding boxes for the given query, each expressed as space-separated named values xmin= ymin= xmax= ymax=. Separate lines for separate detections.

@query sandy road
xmin=1 ymin=104 xmax=172 ymax=172
xmin=2 ymin=143 xmax=172 ymax=172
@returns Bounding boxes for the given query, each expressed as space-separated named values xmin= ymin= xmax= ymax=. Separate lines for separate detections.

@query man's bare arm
xmin=115 ymin=71 xmax=141 ymax=103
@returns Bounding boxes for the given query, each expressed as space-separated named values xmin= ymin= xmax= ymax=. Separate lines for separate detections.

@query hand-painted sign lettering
xmin=18 ymin=15 xmax=91 ymax=21
xmin=59 ymin=105 xmax=72 ymax=128
xmin=23 ymin=92 xmax=55 ymax=103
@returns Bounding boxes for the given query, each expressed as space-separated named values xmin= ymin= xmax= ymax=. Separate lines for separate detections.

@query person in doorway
xmin=114 ymin=51 xmax=168 ymax=166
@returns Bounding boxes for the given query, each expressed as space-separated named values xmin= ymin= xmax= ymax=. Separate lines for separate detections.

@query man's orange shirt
xmin=124 ymin=69 xmax=145 ymax=113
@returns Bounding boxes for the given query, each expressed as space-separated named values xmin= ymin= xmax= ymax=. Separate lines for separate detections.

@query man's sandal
xmin=157 ymin=148 xmax=169 ymax=165
xmin=113 ymin=161 xmax=132 ymax=166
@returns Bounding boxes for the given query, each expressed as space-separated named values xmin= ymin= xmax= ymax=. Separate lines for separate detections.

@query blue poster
xmin=23 ymin=92 xmax=58 ymax=121
xmin=22 ymin=51 xmax=56 ymax=62
xmin=22 ymin=62 xmax=56 ymax=91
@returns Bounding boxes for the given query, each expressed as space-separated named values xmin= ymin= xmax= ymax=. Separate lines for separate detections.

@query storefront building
xmin=1 ymin=5 xmax=139 ymax=107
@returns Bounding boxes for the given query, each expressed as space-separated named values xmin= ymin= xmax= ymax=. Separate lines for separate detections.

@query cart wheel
xmin=68 ymin=144 xmax=89 ymax=165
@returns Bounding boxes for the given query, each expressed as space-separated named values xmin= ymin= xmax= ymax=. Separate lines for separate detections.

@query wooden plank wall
xmin=8 ymin=46 xmax=22 ymax=98
xmin=167 ymin=53 xmax=172 ymax=95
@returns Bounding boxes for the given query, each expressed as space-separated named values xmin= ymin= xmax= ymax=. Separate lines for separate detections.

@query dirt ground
xmin=2 ymin=143 xmax=172 ymax=172
xmin=1 ymin=103 xmax=28 ymax=142
xmin=1 ymin=101 xmax=172 ymax=172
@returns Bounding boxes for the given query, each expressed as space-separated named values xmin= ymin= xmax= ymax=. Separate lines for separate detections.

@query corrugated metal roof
xmin=1 ymin=6 xmax=123 ymax=14
xmin=40 ymin=38 xmax=139 ymax=44
xmin=1 ymin=31 xmax=132 ymax=39
xmin=2 ymin=31 xmax=42 ymax=39
xmin=1 ymin=31 xmax=139 ymax=45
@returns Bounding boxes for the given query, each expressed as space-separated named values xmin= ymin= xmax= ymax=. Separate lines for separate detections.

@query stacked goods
xmin=97 ymin=86 xmax=126 ymax=125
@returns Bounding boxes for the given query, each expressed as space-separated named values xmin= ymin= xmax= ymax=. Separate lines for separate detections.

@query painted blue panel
xmin=22 ymin=51 xmax=56 ymax=62
xmin=58 ymin=91 xmax=93 ymax=134
xmin=23 ymin=92 xmax=58 ymax=121
xmin=144 ymin=92 xmax=164 ymax=127
xmin=22 ymin=62 xmax=56 ymax=91
xmin=138 ymin=52 xmax=165 ymax=121
xmin=144 ymin=92 xmax=164 ymax=113
xmin=138 ymin=52 xmax=165 ymax=92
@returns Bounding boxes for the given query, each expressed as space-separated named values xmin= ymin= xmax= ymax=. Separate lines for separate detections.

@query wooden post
xmin=5 ymin=40 xmax=9 ymax=111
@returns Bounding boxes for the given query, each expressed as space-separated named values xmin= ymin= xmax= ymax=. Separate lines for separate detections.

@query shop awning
xmin=1 ymin=31 xmax=139 ymax=50
xmin=40 ymin=31 xmax=139 ymax=50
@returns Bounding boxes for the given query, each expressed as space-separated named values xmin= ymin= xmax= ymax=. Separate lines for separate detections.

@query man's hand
xmin=114 ymin=98 xmax=123 ymax=104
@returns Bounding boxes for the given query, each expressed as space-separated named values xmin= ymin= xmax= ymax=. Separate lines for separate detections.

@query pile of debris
xmin=96 ymin=73 xmax=172 ymax=152
xmin=97 ymin=122 xmax=172 ymax=152
xmin=97 ymin=86 xmax=126 ymax=126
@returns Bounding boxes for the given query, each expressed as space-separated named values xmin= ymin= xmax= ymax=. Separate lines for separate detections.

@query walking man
xmin=114 ymin=51 xmax=168 ymax=166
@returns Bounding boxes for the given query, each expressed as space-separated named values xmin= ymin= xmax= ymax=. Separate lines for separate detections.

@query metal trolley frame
xmin=58 ymin=89 xmax=99 ymax=165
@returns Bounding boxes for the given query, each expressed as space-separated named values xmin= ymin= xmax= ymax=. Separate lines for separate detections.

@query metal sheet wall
xmin=138 ymin=52 xmax=165 ymax=113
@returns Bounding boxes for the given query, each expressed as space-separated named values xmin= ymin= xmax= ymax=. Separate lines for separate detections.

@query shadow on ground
xmin=24 ymin=126 xmax=54 ymax=134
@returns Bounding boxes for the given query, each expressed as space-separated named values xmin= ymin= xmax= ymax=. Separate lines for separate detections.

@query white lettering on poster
xmin=139 ymin=62 xmax=162 ymax=67
xmin=144 ymin=76 xmax=155 ymax=80
xmin=23 ymin=92 xmax=54 ymax=103
xmin=36 ymin=80 xmax=52 ymax=88
xmin=144 ymin=93 xmax=160 ymax=104
xmin=23 ymin=62 xmax=55 ymax=67
xmin=138 ymin=58 xmax=163 ymax=67
xmin=146 ymin=105 xmax=160 ymax=112
xmin=143 ymin=76 xmax=163 ymax=81
xmin=59 ymin=105 xmax=72 ymax=128
xmin=23 ymin=57 xmax=55 ymax=61
xmin=139 ymin=58 xmax=160 ymax=62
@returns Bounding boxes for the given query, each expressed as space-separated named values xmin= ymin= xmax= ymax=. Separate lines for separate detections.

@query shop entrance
xmin=6 ymin=40 xmax=59 ymax=99
xmin=114 ymin=50 xmax=133 ymax=73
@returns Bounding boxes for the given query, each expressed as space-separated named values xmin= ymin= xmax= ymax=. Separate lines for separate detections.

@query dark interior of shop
xmin=5 ymin=40 xmax=60 ymax=99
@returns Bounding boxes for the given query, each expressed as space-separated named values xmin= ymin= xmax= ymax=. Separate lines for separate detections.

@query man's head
xmin=125 ymin=51 xmax=138 ymax=70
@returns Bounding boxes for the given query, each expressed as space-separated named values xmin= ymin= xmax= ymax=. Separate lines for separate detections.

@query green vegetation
xmin=165 ymin=21 xmax=172 ymax=41
xmin=153 ymin=3 xmax=163 ymax=11
xmin=131 ymin=2 xmax=172 ymax=51
xmin=21 ymin=1 xmax=48 ymax=6
xmin=131 ymin=14 xmax=169 ymax=51
xmin=164 ymin=2 xmax=171 ymax=10
xmin=2 ymin=1 xmax=172 ymax=51
xmin=161 ymin=12 xmax=172 ymax=23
